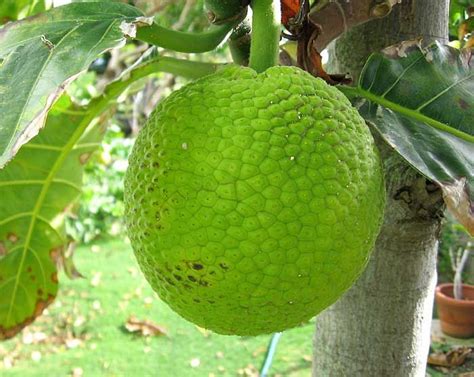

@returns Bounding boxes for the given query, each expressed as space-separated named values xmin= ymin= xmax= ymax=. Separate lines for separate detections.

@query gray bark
xmin=312 ymin=1 xmax=449 ymax=376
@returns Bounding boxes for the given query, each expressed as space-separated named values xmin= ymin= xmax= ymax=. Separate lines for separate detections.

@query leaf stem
xmin=135 ymin=23 xmax=235 ymax=53
xmin=249 ymin=0 xmax=281 ymax=72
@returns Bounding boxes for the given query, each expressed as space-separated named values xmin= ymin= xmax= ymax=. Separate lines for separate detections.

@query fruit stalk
xmin=249 ymin=0 xmax=281 ymax=72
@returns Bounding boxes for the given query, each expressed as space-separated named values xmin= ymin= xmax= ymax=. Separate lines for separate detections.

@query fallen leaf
xmin=3 ymin=356 xmax=13 ymax=369
xmin=91 ymin=245 xmax=101 ymax=253
xmin=237 ymin=364 xmax=259 ymax=377
xmin=124 ymin=316 xmax=167 ymax=337
xmin=143 ymin=297 xmax=153 ymax=306
xmin=73 ymin=316 xmax=86 ymax=328
xmin=190 ymin=357 xmax=200 ymax=368
xmin=302 ymin=354 xmax=312 ymax=362
xmin=252 ymin=346 xmax=266 ymax=358
xmin=31 ymin=351 xmax=42 ymax=362
xmin=90 ymin=272 xmax=102 ymax=287
xmin=92 ymin=300 xmax=101 ymax=311
xmin=72 ymin=367 xmax=84 ymax=377
xmin=65 ymin=338 xmax=82 ymax=349
xmin=428 ymin=347 xmax=472 ymax=367
xmin=195 ymin=326 xmax=211 ymax=338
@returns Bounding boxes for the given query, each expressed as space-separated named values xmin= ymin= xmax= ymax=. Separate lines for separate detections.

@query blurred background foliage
xmin=449 ymin=0 xmax=474 ymax=48
xmin=0 ymin=0 xmax=472 ymax=277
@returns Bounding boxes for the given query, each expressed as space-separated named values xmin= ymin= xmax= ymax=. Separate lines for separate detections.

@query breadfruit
xmin=124 ymin=65 xmax=385 ymax=336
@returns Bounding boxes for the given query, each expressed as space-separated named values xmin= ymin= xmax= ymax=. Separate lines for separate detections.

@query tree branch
xmin=309 ymin=0 xmax=402 ymax=51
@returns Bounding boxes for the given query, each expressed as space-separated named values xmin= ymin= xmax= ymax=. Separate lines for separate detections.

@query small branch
xmin=309 ymin=0 xmax=401 ymax=51
xmin=249 ymin=0 xmax=282 ymax=72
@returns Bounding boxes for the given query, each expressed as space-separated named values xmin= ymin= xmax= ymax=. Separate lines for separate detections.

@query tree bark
xmin=312 ymin=1 xmax=449 ymax=376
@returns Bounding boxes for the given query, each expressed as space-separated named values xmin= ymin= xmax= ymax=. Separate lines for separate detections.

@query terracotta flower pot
xmin=435 ymin=283 xmax=474 ymax=338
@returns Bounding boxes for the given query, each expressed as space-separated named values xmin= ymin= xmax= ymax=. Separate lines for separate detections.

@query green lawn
xmin=0 ymin=239 xmax=313 ymax=377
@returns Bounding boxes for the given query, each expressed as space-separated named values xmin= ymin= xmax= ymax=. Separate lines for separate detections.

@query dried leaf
xmin=195 ymin=326 xmax=211 ymax=338
xmin=442 ymin=178 xmax=474 ymax=235
xmin=252 ymin=346 xmax=266 ymax=358
xmin=190 ymin=357 xmax=201 ymax=368
xmin=65 ymin=338 xmax=82 ymax=349
xmin=90 ymin=272 xmax=102 ymax=287
xmin=281 ymin=0 xmax=300 ymax=26
xmin=31 ymin=351 xmax=41 ymax=362
xmin=124 ymin=316 xmax=167 ymax=337
xmin=428 ymin=347 xmax=472 ymax=367
xmin=72 ymin=367 xmax=83 ymax=377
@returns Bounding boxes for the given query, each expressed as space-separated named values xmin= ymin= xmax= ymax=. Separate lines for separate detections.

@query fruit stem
xmin=136 ymin=23 xmax=235 ymax=53
xmin=249 ymin=0 xmax=281 ymax=72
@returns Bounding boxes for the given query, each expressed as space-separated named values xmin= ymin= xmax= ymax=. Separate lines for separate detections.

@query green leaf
xmin=0 ymin=95 xmax=102 ymax=339
xmin=0 ymin=52 xmax=218 ymax=339
xmin=0 ymin=2 xmax=145 ymax=168
xmin=344 ymin=42 xmax=474 ymax=234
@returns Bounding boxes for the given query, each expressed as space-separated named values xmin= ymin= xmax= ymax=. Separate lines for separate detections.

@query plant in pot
xmin=436 ymin=222 xmax=474 ymax=338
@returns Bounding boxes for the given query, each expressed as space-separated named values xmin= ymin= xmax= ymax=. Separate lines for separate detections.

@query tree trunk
xmin=312 ymin=1 xmax=449 ymax=376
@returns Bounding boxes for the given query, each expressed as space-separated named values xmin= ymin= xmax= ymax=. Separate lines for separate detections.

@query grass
xmin=0 ymin=239 xmax=313 ymax=377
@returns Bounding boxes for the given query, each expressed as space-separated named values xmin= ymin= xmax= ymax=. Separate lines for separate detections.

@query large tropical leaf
xmin=0 ymin=2 xmax=146 ymax=168
xmin=343 ymin=42 xmax=473 ymax=233
xmin=0 ymin=95 xmax=101 ymax=339
xmin=0 ymin=52 xmax=218 ymax=340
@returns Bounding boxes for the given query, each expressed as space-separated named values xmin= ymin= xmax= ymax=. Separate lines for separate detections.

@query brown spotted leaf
xmin=0 ymin=94 xmax=103 ymax=340
xmin=0 ymin=52 xmax=219 ymax=340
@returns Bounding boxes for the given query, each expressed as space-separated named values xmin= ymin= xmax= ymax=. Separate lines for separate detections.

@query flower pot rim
xmin=435 ymin=283 xmax=474 ymax=307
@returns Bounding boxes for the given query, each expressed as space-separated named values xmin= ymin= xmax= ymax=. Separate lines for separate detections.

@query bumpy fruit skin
xmin=124 ymin=66 xmax=385 ymax=336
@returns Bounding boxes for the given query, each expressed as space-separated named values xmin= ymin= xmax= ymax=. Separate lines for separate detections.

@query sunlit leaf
xmin=0 ymin=2 xmax=144 ymax=168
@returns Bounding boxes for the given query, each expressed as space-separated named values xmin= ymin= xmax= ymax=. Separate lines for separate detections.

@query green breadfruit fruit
xmin=124 ymin=65 xmax=385 ymax=336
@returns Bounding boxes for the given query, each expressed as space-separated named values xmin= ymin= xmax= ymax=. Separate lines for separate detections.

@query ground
xmin=0 ymin=239 xmax=313 ymax=377
xmin=0 ymin=239 xmax=472 ymax=376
